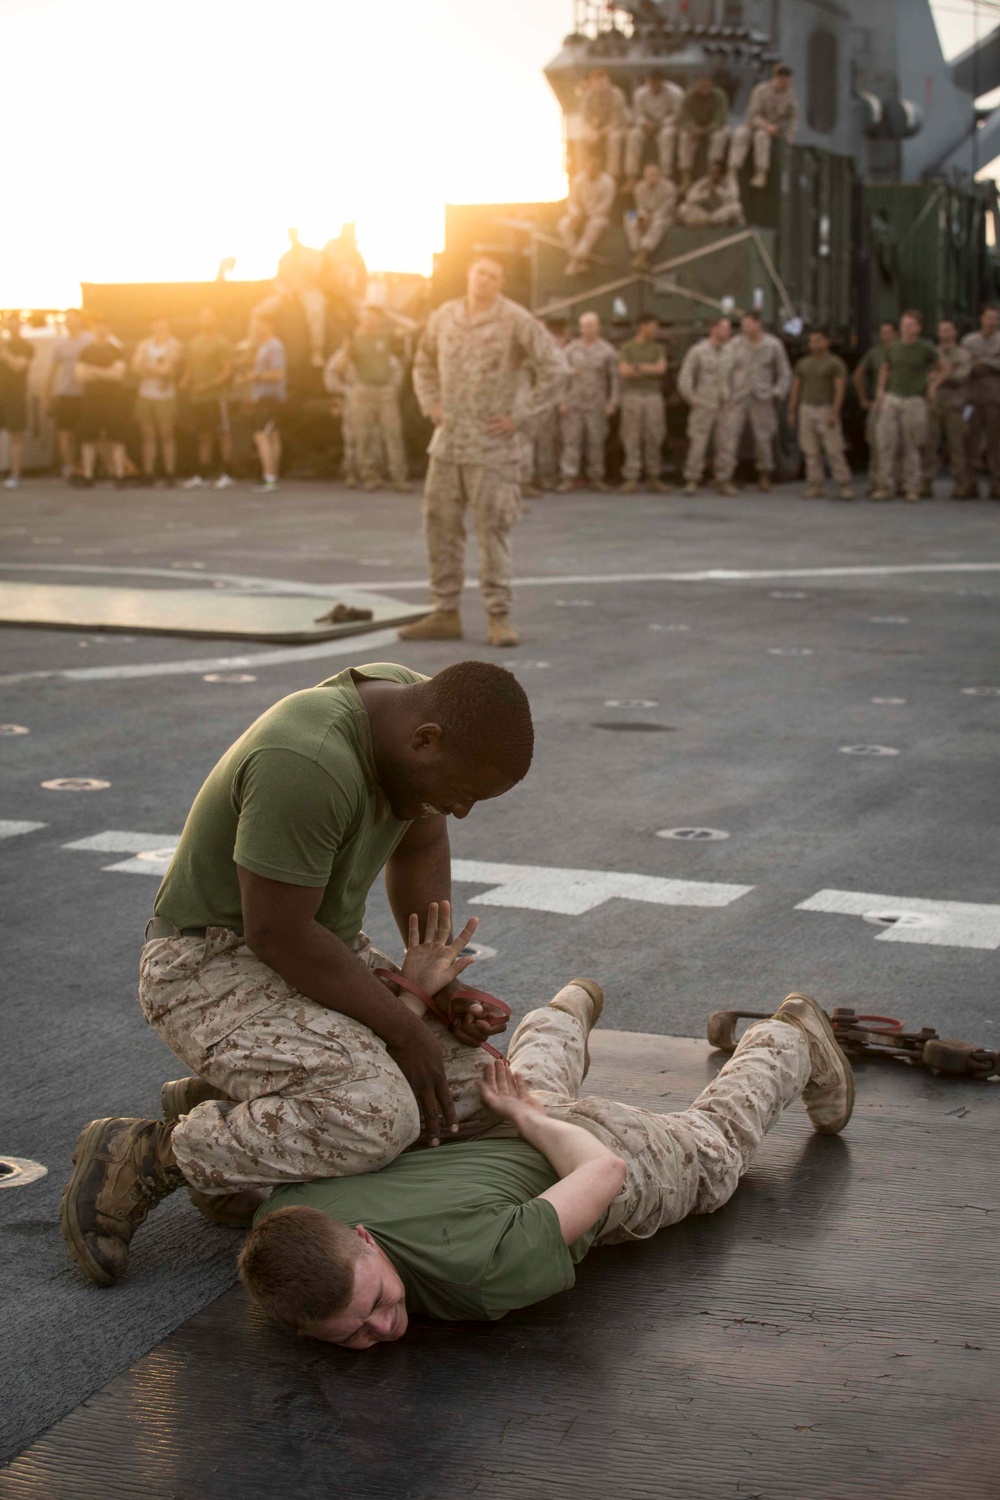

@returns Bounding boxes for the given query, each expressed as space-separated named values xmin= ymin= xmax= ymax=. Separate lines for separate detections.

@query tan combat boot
xmin=716 ymin=481 xmax=738 ymax=497
xmin=772 ymin=993 xmax=855 ymax=1134
xmin=757 ymin=471 xmax=772 ymax=492
xmin=61 ymin=1117 xmax=185 ymax=1286
xmin=487 ymin=615 xmax=519 ymax=648
xmin=549 ymin=977 xmax=605 ymax=1076
xmin=398 ymin=610 xmax=463 ymax=642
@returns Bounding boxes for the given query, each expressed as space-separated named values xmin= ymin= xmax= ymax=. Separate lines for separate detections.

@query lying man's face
xmin=310 ymin=1228 xmax=408 ymax=1350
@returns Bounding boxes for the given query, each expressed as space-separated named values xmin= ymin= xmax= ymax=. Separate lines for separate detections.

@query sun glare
xmin=0 ymin=0 xmax=567 ymax=308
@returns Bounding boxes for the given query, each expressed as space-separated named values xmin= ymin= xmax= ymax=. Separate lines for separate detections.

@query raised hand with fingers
xmin=401 ymin=900 xmax=479 ymax=999
xmin=477 ymin=1060 xmax=545 ymax=1126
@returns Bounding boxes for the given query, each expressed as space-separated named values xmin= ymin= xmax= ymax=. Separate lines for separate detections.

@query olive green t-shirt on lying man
xmin=154 ymin=663 xmax=426 ymax=942
xmin=258 ymin=1137 xmax=608 ymax=1321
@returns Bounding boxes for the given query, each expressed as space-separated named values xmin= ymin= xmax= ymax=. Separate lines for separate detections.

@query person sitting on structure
xmin=624 ymin=69 xmax=685 ymax=186
xmin=577 ymin=67 xmax=628 ymax=181
xmin=558 ymin=153 xmax=617 ymax=276
xmin=237 ymin=963 xmax=854 ymax=1347
xmin=624 ymin=162 xmax=678 ymax=270
xmin=676 ymin=160 xmax=744 ymax=229
xmin=677 ymin=74 xmax=730 ymax=195
xmin=729 ymin=64 xmax=799 ymax=190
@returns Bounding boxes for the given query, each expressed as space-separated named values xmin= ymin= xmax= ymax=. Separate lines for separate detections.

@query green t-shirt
xmin=258 ymin=1138 xmax=606 ymax=1321
xmin=186 ymin=332 xmax=233 ymax=403
xmin=620 ymin=339 xmax=664 ymax=395
xmin=155 ymin=663 xmax=424 ymax=941
xmin=884 ymin=339 xmax=938 ymax=398
xmin=794 ymin=353 xmax=847 ymax=406
xmin=351 ymin=333 xmax=394 ymax=387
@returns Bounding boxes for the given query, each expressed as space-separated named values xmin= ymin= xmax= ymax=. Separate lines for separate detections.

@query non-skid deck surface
xmin=1 ymin=1032 xmax=996 ymax=1500
xmin=0 ymin=582 xmax=424 ymax=642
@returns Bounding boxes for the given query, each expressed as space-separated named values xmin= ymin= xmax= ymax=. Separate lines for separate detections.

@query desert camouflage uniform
xmin=960 ymin=329 xmax=1000 ymax=493
xmin=923 ymin=343 xmax=971 ymax=492
xmin=717 ymin=331 xmax=792 ymax=481
xmin=677 ymin=337 xmax=733 ymax=483
xmin=625 ymin=80 xmax=685 ymax=178
xmin=495 ymin=999 xmax=812 ymax=1243
xmin=328 ymin=341 xmax=407 ymax=486
xmin=730 ymin=80 xmax=799 ymax=178
xmin=412 ymin=295 xmax=566 ymax=617
xmin=676 ymin=172 xmax=745 ymax=228
xmin=560 ymin=336 xmax=620 ymax=483
xmin=624 ymin=176 xmax=678 ymax=255
xmin=140 ymin=928 xmax=502 ymax=1194
xmin=579 ymin=82 xmax=629 ymax=178
xmin=558 ymin=170 xmax=617 ymax=263
xmin=323 ymin=349 xmax=360 ymax=481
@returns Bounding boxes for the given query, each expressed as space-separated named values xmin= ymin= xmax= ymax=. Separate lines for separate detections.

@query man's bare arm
xmin=479 ymin=1064 xmax=627 ymax=1245
xmin=385 ymin=815 xmax=451 ymax=945
xmin=237 ymin=865 xmax=459 ymax=1144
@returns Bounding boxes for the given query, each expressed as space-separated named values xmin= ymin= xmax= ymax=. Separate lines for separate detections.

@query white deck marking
xmin=63 ymin=830 xmax=179 ymax=875
xmin=451 ymin=859 xmax=752 ymax=915
xmin=0 ymin=629 xmax=401 ymax=685
xmin=796 ymin=890 xmax=1000 ymax=950
xmin=0 ymin=819 xmax=46 ymax=839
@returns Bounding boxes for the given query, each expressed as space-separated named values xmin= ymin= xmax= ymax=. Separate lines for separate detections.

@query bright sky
xmin=0 ymin=0 xmax=994 ymax=308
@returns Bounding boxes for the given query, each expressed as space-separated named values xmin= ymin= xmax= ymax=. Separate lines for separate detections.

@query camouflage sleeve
xmin=947 ymin=346 xmax=973 ymax=382
xmin=773 ymin=339 xmax=792 ymax=401
xmin=515 ymin=315 xmax=570 ymax=426
xmin=784 ymin=91 xmax=799 ymax=141
xmin=745 ymin=83 xmax=766 ymax=126
xmin=411 ymin=310 xmax=442 ymax=416
xmin=677 ymin=346 xmax=697 ymax=406
xmin=607 ymin=347 xmax=622 ymax=408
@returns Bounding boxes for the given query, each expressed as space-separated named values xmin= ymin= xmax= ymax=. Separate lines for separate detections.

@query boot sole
xmin=780 ymin=993 xmax=855 ymax=1134
xmin=60 ymin=1118 xmax=121 ymax=1288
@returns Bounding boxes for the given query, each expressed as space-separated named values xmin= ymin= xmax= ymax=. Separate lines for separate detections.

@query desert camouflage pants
xmin=558 ymin=209 xmax=611 ymax=262
xmin=677 ymin=126 xmax=729 ymax=173
xmin=715 ymin=396 xmax=777 ymax=480
xmin=499 ymin=1001 xmax=811 ymax=1242
xmin=561 ymin=404 xmax=609 ymax=481
xmin=677 ymin=204 xmax=743 ymax=229
xmin=875 ymin=394 xmax=926 ymax=496
xmin=684 ymin=402 xmax=725 ymax=483
xmin=621 ymin=391 xmax=665 ymax=481
xmin=139 ymin=928 xmax=503 ymax=1196
xmin=922 ymin=401 xmax=969 ymax=491
xmin=625 ymin=122 xmax=677 ymax=178
xmin=966 ymin=399 xmax=1000 ymax=488
xmin=729 ymin=123 xmax=775 ymax=175
xmin=350 ymin=384 xmax=408 ymax=485
xmin=798 ymin=404 xmax=851 ymax=487
xmin=422 ymin=456 xmax=521 ymax=617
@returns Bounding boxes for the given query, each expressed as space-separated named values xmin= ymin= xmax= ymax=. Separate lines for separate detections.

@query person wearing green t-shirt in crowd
xmin=873 ymin=309 xmax=939 ymax=502
xmin=60 ymin=661 xmax=534 ymax=1289
xmin=851 ymin=321 xmax=896 ymax=496
xmin=334 ymin=305 xmax=412 ymax=494
xmin=237 ymin=944 xmax=854 ymax=1346
xmin=618 ymin=315 xmax=669 ymax=494
xmin=788 ymin=329 xmax=853 ymax=500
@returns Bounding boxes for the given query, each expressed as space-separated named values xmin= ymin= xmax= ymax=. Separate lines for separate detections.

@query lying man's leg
xmin=550 ymin=994 xmax=853 ymax=1244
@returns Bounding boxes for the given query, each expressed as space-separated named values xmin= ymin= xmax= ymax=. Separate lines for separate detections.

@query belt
xmin=144 ymin=917 xmax=242 ymax=941
xmin=376 ymin=968 xmax=510 ymax=1059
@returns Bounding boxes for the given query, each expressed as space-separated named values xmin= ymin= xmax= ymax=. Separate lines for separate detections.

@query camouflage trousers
xmin=422 ymin=456 xmax=521 ymax=617
xmin=966 ymin=398 xmax=1000 ymax=487
xmin=798 ymin=404 xmax=851 ymax=487
xmin=528 ymin=407 xmax=561 ymax=487
xmin=677 ymin=126 xmax=730 ymax=173
xmin=715 ymin=397 xmax=776 ymax=481
xmin=349 ymin=384 xmax=407 ymax=485
xmin=558 ymin=209 xmax=611 ymax=262
xmin=684 ymin=402 xmax=726 ymax=483
xmin=676 ymin=203 xmax=743 ymax=229
xmin=922 ymin=401 xmax=969 ymax=491
xmin=560 ymin=404 xmax=608 ymax=481
xmin=875 ymin=394 xmax=926 ymax=496
xmin=621 ymin=391 xmax=665 ymax=481
xmin=139 ymin=928 xmax=503 ymax=1196
xmin=496 ymin=1002 xmax=811 ymax=1243
xmin=729 ymin=123 xmax=775 ymax=176
xmin=625 ymin=122 xmax=677 ymax=179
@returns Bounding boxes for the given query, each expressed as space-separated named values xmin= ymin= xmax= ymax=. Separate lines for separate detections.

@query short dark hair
xmin=636 ymin=314 xmax=659 ymax=331
xmin=879 ymin=320 xmax=898 ymax=331
xmin=546 ymin=316 xmax=569 ymax=336
xmin=419 ymin=661 xmax=534 ymax=784
xmin=710 ymin=313 xmax=731 ymax=328
xmin=239 ymin=1207 xmax=363 ymax=1333
xmin=774 ymin=64 xmax=793 ymax=77
xmin=810 ymin=326 xmax=830 ymax=339
xmin=742 ymin=309 xmax=762 ymax=323
xmin=901 ymin=307 xmax=923 ymax=326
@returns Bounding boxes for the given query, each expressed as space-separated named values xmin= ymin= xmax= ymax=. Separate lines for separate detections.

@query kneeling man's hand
xmin=402 ymin=900 xmax=479 ymax=997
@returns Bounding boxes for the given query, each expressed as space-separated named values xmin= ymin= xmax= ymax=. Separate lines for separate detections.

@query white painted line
xmin=605 ymin=698 xmax=658 ymax=708
xmin=839 ymin=745 xmax=899 ymax=756
xmin=0 ymin=819 xmax=46 ymax=839
xmin=40 ymin=777 xmax=110 ymax=791
xmin=871 ymin=697 xmax=907 ymax=705
xmin=796 ymin=889 xmax=1000 ymax=950
xmin=656 ymin=827 xmax=730 ymax=842
xmin=452 ymin=858 xmax=752 ymax=915
xmin=0 ymin=724 xmax=30 ymax=735
xmin=64 ymin=830 xmax=178 ymax=853
xmin=0 ymin=628 xmax=402 ymax=685
xmin=103 ymin=854 xmax=175 ymax=875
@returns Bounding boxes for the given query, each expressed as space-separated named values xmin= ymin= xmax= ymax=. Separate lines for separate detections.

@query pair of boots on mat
xmin=61 ymin=907 xmax=854 ymax=1344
